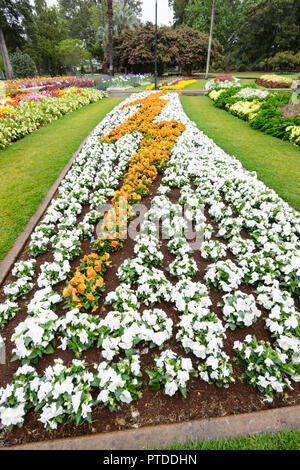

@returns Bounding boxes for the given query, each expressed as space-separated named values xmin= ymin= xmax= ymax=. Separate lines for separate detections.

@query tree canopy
xmin=109 ymin=24 xmax=223 ymax=75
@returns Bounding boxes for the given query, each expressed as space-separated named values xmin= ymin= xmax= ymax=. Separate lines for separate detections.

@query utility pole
xmin=205 ymin=0 xmax=217 ymax=80
xmin=154 ymin=0 xmax=158 ymax=89
xmin=107 ymin=0 xmax=114 ymax=76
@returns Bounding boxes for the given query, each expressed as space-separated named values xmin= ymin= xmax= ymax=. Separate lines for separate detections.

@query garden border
xmin=2 ymin=404 xmax=300 ymax=450
xmin=0 ymin=120 xmax=105 ymax=288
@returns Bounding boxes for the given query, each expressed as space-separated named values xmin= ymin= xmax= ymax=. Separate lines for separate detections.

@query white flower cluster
xmin=12 ymin=259 xmax=36 ymax=279
xmin=256 ymin=282 xmax=300 ymax=361
xmin=205 ymin=260 xmax=245 ymax=292
xmin=204 ymin=77 xmax=241 ymax=91
xmin=94 ymin=355 xmax=142 ymax=411
xmin=200 ymin=240 xmax=227 ymax=261
xmin=11 ymin=309 xmax=58 ymax=363
xmin=167 ymin=254 xmax=198 ymax=279
xmin=147 ymin=349 xmax=196 ymax=397
xmin=134 ymin=233 xmax=163 ymax=267
xmin=234 ymin=335 xmax=296 ymax=402
xmin=3 ymin=278 xmax=34 ymax=301
xmin=221 ymin=291 xmax=262 ymax=330
xmin=0 ymin=301 xmax=20 ymax=328
xmin=233 ymin=87 xmax=269 ymax=100
xmin=57 ymin=309 xmax=102 ymax=357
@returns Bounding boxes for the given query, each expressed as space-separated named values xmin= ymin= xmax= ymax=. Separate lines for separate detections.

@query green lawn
xmin=181 ymin=96 xmax=300 ymax=212
xmin=163 ymin=429 xmax=300 ymax=450
xmin=0 ymin=97 xmax=123 ymax=261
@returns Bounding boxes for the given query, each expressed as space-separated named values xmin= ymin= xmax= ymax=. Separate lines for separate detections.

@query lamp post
xmin=155 ymin=0 xmax=158 ymax=89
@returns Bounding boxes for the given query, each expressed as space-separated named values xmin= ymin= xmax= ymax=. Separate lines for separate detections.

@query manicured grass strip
xmin=181 ymin=96 xmax=300 ymax=211
xmin=163 ymin=429 xmax=300 ymax=450
xmin=0 ymin=97 xmax=123 ymax=261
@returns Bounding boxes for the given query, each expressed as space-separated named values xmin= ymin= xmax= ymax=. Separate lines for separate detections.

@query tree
xmin=113 ymin=0 xmax=141 ymax=35
xmin=107 ymin=0 xmax=114 ymax=75
xmin=237 ymin=0 xmax=300 ymax=64
xmin=27 ymin=0 xmax=68 ymax=75
xmin=58 ymin=38 xmax=91 ymax=72
xmin=182 ymin=0 xmax=254 ymax=53
xmin=168 ymin=0 xmax=189 ymax=25
xmin=108 ymin=24 xmax=223 ymax=75
xmin=10 ymin=47 xmax=37 ymax=77
xmin=0 ymin=0 xmax=32 ymax=79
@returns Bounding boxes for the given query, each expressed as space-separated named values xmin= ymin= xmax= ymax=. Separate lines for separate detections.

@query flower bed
xmin=0 ymin=87 xmax=107 ymax=150
xmin=97 ymin=74 xmax=153 ymax=91
xmin=255 ymin=74 xmax=295 ymax=89
xmin=208 ymin=85 xmax=300 ymax=146
xmin=0 ymin=76 xmax=96 ymax=95
xmin=0 ymin=91 xmax=299 ymax=445
xmin=204 ymin=75 xmax=241 ymax=91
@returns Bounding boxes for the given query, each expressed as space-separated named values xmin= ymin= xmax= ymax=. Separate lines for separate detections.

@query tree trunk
xmin=107 ymin=0 xmax=114 ymax=76
xmin=0 ymin=27 xmax=13 ymax=79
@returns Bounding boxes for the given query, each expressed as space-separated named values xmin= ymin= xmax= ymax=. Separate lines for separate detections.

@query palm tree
xmin=113 ymin=0 xmax=140 ymax=35
xmin=107 ymin=0 xmax=114 ymax=76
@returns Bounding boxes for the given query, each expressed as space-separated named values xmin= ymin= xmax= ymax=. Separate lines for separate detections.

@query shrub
xmin=10 ymin=49 xmax=37 ymax=79
xmin=268 ymin=51 xmax=300 ymax=72
xmin=237 ymin=64 xmax=247 ymax=72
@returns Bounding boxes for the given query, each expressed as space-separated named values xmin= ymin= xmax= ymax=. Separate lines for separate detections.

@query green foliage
xmin=58 ymin=38 xmax=91 ymax=69
xmin=213 ymin=86 xmax=241 ymax=109
xmin=183 ymin=0 xmax=252 ymax=53
xmin=237 ymin=0 xmax=300 ymax=64
xmin=0 ymin=0 xmax=32 ymax=50
xmin=209 ymin=85 xmax=299 ymax=144
xmin=10 ymin=47 xmax=37 ymax=78
xmin=23 ymin=0 xmax=68 ymax=75
xmin=250 ymin=92 xmax=298 ymax=139
xmin=268 ymin=50 xmax=300 ymax=71
xmin=168 ymin=0 xmax=189 ymax=25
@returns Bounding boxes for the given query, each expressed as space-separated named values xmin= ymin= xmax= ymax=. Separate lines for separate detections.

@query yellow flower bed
xmin=227 ymin=100 xmax=262 ymax=121
xmin=159 ymin=80 xmax=197 ymax=90
xmin=286 ymin=125 xmax=300 ymax=145
xmin=259 ymin=74 xmax=294 ymax=87
xmin=208 ymin=89 xmax=227 ymax=101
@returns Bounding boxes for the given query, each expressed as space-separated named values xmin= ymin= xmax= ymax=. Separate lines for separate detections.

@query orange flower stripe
xmin=96 ymin=92 xmax=185 ymax=246
xmin=64 ymin=92 xmax=185 ymax=312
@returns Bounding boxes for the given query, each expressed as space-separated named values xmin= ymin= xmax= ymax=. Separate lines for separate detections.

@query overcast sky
xmin=44 ymin=0 xmax=174 ymax=26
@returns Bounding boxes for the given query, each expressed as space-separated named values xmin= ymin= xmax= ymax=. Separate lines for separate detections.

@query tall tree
xmin=182 ymin=0 xmax=254 ymax=53
xmin=28 ymin=0 xmax=68 ymax=75
xmin=109 ymin=24 xmax=223 ymax=75
xmin=0 ymin=0 xmax=32 ymax=78
xmin=107 ymin=0 xmax=114 ymax=75
xmin=237 ymin=0 xmax=300 ymax=63
xmin=168 ymin=0 xmax=189 ymax=25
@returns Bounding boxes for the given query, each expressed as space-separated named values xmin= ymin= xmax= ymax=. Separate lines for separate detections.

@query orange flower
xmin=111 ymin=240 xmax=118 ymax=248
xmin=86 ymin=267 xmax=96 ymax=279
xmin=87 ymin=293 xmax=95 ymax=301
xmin=95 ymin=277 xmax=104 ymax=288
xmin=77 ymin=283 xmax=86 ymax=293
